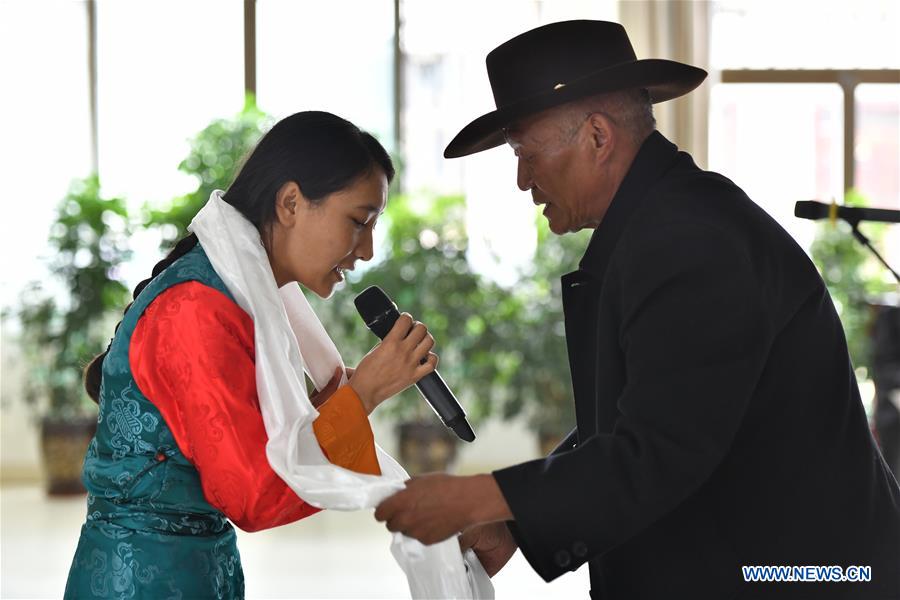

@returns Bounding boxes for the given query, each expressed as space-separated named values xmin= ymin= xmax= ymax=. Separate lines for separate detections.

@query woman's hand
xmin=349 ymin=313 xmax=438 ymax=414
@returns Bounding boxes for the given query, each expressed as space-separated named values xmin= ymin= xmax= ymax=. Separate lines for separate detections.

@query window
xmin=711 ymin=0 xmax=900 ymax=70
xmin=0 ymin=1 xmax=92 ymax=313
xmin=856 ymin=84 xmax=900 ymax=210
xmin=255 ymin=0 xmax=394 ymax=145
xmin=94 ymin=0 xmax=244 ymax=283
xmin=708 ymin=83 xmax=843 ymax=250
xmin=710 ymin=1 xmax=899 ymax=264
xmin=401 ymin=0 xmax=618 ymax=284
xmin=95 ymin=0 xmax=244 ymax=204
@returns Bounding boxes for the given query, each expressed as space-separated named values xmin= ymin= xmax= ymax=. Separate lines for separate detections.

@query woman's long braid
xmin=82 ymin=233 xmax=200 ymax=403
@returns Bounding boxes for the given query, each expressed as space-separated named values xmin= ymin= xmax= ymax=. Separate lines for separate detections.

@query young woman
xmin=64 ymin=111 xmax=437 ymax=599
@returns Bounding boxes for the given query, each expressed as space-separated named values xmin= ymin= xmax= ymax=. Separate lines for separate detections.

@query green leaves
xmin=811 ymin=189 xmax=897 ymax=378
xmin=18 ymin=174 xmax=132 ymax=419
xmin=17 ymin=94 xmax=267 ymax=420
xmin=144 ymin=93 xmax=270 ymax=250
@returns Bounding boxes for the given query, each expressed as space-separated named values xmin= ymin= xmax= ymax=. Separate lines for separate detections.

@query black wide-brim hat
xmin=444 ymin=20 xmax=707 ymax=158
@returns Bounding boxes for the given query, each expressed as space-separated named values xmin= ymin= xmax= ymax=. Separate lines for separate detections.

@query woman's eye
xmin=351 ymin=218 xmax=366 ymax=230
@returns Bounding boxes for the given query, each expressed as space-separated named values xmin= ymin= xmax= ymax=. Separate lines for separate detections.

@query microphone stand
xmin=846 ymin=219 xmax=900 ymax=285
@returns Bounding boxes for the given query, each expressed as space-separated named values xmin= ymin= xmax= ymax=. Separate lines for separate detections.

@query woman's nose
xmin=356 ymin=227 xmax=375 ymax=262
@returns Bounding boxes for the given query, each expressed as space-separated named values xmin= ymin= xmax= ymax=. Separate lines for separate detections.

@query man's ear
xmin=586 ymin=112 xmax=615 ymax=164
xmin=274 ymin=181 xmax=302 ymax=227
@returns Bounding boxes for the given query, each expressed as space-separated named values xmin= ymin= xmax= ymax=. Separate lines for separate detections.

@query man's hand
xmin=459 ymin=522 xmax=518 ymax=577
xmin=374 ymin=473 xmax=513 ymax=547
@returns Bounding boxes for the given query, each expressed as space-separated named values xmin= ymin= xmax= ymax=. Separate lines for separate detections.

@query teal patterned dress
xmin=64 ymin=245 xmax=243 ymax=599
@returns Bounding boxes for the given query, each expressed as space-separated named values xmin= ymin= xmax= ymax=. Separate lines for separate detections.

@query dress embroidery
xmin=65 ymin=245 xmax=247 ymax=599
xmin=65 ymin=243 xmax=378 ymax=599
xmin=107 ymin=390 xmax=159 ymax=459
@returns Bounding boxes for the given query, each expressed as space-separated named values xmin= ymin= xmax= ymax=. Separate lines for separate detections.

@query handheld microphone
xmin=354 ymin=286 xmax=476 ymax=443
xmin=794 ymin=200 xmax=900 ymax=224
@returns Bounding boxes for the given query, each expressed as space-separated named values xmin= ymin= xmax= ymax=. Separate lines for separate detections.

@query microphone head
xmin=354 ymin=286 xmax=397 ymax=325
xmin=447 ymin=416 xmax=476 ymax=442
xmin=794 ymin=200 xmax=828 ymax=220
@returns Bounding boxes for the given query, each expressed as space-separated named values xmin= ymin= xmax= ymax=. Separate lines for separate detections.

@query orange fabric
xmin=312 ymin=385 xmax=382 ymax=476
xmin=130 ymin=280 xmax=380 ymax=532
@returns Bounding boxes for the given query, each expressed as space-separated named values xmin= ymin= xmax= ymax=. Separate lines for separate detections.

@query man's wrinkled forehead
xmin=503 ymin=117 xmax=538 ymax=149
xmin=502 ymin=123 xmax=523 ymax=148
xmin=503 ymin=108 xmax=561 ymax=148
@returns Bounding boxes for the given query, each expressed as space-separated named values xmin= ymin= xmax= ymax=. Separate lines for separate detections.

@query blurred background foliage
xmin=143 ymin=95 xmax=271 ymax=250
xmin=306 ymin=192 xmax=585 ymax=438
xmin=17 ymin=175 xmax=132 ymax=420
xmin=308 ymin=192 xmax=509 ymax=425
xmin=810 ymin=189 xmax=897 ymax=378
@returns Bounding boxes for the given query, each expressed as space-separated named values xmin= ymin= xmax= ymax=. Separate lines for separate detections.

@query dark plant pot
xmin=40 ymin=416 xmax=97 ymax=495
xmin=538 ymin=429 xmax=568 ymax=457
xmin=397 ymin=421 xmax=458 ymax=475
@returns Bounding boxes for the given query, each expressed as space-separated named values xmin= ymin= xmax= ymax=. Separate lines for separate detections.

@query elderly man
xmin=374 ymin=20 xmax=900 ymax=599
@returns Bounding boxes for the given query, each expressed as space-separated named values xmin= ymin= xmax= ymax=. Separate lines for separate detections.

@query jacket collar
xmin=577 ymin=131 xmax=681 ymax=278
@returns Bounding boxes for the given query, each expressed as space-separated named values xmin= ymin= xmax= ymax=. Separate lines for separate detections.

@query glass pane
xmin=403 ymin=0 xmax=540 ymax=196
xmin=95 ymin=0 xmax=244 ymax=285
xmin=856 ymin=84 xmax=900 ymax=266
xmin=855 ymin=84 xmax=900 ymax=209
xmin=0 ymin=0 xmax=91 ymax=313
xmin=402 ymin=0 xmax=618 ymax=285
xmin=402 ymin=0 xmax=618 ymax=195
xmin=256 ymin=0 xmax=394 ymax=145
xmin=711 ymin=0 xmax=900 ymax=70
xmin=708 ymin=84 xmax=844 ymax=251
xmin=95 ymin=0 xmax=244 ymax=206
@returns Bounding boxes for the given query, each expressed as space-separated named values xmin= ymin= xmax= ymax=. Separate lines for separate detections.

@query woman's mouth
xmin=332 ymin=267 xmax=344 ymax=282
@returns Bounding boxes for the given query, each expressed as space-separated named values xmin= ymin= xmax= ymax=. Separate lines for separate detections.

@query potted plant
xmin=17 ymin=175 xmax=132 ymax=494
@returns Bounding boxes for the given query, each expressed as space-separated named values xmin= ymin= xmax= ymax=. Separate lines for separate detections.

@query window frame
xmin=719 ymin=69 xmax=900 ymax=192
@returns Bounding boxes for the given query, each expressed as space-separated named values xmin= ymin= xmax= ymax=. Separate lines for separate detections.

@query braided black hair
xmin=83 ymin=233 xmax=199 ymax=401
xmin=83 ymin=111 xmax=394 ymax=403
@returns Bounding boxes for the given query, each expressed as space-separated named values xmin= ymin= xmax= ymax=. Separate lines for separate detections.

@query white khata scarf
xmin=188 ymin=190 xmax=493 ymax=599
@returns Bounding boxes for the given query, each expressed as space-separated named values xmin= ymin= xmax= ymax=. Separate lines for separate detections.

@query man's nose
xmin=517 ymin=158 xmax=533 ymax=191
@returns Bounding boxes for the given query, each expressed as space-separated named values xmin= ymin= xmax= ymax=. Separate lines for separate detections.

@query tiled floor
xmin=1 ymin=485 xmax=588 ymax=599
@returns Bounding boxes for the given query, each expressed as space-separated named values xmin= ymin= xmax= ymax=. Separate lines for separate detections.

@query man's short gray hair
xmin=558 ymin=88 xmax=656 ymax=145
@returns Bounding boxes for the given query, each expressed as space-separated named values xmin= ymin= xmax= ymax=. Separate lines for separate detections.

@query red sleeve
xmin=130 ymin=281 xmax=377 ymax=532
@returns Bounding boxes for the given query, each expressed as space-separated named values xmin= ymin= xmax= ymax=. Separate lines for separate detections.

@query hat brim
xmin=444 ymin=59 xmax=707 ymax=158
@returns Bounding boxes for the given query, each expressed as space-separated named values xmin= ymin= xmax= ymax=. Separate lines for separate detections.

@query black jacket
xmin=493 ymin=132 xmax=900 ymax=599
